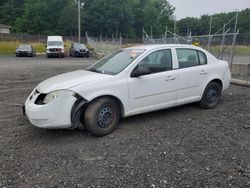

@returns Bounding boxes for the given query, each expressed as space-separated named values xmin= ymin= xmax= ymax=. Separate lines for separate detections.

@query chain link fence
xmin=143 ymin=13 xmax=241 ymax=65
xmin=86 ymin=32 xmax=122 ymax=57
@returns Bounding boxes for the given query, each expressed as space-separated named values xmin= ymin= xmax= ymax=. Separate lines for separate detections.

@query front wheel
xmin=199 ymin=82 xmax=222 ymax=109
xmin=84 ymin=97 xmax=120 ymax=136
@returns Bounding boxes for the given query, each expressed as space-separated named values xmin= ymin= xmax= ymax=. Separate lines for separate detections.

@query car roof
xmin=125 ymin=44 xmax=202 ymax=51
xmin=47 ymin=36 xmax=63 ymax=41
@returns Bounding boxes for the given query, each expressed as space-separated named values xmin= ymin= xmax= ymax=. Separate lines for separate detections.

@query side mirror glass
xmin=131 ymin=66 xmax=150 ymax=77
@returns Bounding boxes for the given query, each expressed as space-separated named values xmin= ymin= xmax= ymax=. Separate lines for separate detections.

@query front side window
xmin=137 ymin=49 xmax=172 ymax=74
xmin=88 ymin=49 xmax=145 ymax=75
xmin=176 ymin=48 xmax=207 ymax=68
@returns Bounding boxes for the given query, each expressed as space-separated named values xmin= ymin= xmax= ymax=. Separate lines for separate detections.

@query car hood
xmin=17 ymin=48 xmax=30 ymax=51
xmin=37 ymin=70 xmax=110 ymax=93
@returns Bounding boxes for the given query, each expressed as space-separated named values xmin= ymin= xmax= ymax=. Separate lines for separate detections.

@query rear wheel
xmin=199 ymin=82 xmax=222 ymax=109
xmin=84 ymin=97 xmax=120 ymax=136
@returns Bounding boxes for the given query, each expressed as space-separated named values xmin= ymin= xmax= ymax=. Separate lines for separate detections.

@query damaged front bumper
xmin=24 ymin=89 xmax=81 ymax=129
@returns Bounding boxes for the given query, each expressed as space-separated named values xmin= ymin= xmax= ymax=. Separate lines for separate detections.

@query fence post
xmin=220 ymin=24 xmax=226 ymax=60
xmin=230 ymin=30 xmax=239 ymax=69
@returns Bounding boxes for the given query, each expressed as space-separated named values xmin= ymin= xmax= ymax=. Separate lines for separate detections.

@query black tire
xmin=199 ymin=82 xmax=222 ymax=109
xmin=84 ymin=97 xmax=120 ymax=136
xmin=85 ymin=52 xmax=89 ymax=58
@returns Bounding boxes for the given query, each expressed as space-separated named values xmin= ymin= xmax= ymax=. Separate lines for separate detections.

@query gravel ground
xmin=0 ymin=56 xmax=250 ymax=188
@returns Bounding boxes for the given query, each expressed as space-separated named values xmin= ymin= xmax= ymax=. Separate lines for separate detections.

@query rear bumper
xmin=73 ymin=51 xmax=89 ymax=57
xmin=16 ymin=52 xmax=32 ymax=56
xmin=222 ymin=67 xmax=231 ymax=91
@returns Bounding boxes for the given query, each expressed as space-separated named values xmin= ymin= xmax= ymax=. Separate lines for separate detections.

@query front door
xmin=128 ymin=49 xmax=177 ymax=115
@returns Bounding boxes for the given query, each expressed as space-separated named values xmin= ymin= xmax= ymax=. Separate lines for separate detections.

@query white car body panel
xmin=25 ymin=44 xmax=231 ymax=129
xmin=37 ymin=70 xmax=110 ymax=93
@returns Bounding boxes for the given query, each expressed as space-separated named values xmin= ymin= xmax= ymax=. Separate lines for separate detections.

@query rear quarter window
xmin=198 ymin=51 xmax=207 ymax=65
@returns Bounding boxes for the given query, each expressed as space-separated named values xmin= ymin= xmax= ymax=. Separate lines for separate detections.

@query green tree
xmin=57 ymin=1 xmax=78 ymax=36
xmin=0 ymin=0 xmax=25 ymax=28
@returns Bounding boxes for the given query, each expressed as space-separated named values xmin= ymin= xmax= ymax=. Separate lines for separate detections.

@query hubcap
xmin=97 ymin=106 xmax=114 ymax=128
xmin=207 ymin=89 xmax=218 ymax=104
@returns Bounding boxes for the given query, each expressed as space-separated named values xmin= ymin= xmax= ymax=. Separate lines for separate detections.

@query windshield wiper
xmin=88 ymin=69 xmax=104 ymax=74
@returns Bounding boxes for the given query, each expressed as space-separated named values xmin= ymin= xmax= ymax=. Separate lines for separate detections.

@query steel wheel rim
xmin=207 ymin=89 xmax=218 ymax=104
xmin=97 ymin=106 xmax=114 ymax=128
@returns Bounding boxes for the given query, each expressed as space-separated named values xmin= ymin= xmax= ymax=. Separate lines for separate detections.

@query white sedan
xmin=24 ymin=44 xmax=231 ymax=136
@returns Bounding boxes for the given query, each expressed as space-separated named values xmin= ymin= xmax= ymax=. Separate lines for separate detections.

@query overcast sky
xmin=168 ymin=0 xmax=250 ymax=20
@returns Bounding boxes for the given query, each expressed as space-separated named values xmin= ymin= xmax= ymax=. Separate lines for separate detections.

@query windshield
xmin=88 ymin=49 xmax=145 ymax=75
xmin=48 ymin=41 xmax=63 ymax=46
xmin=18 ymin=44 xmax=31 ymax=50
xmin=74 ymin=43 xmax=86 ymax=49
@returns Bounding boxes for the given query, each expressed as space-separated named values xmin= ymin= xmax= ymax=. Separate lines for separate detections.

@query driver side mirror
xmin=131 ymin=66 xmax=150 ymax=78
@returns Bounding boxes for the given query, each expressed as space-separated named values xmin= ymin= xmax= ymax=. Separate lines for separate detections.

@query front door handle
xmin=165 ymin=76 xmax=176 ymax=81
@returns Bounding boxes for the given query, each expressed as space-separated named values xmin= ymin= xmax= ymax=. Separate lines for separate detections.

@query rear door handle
xmin=165 ymin=76 xmax=176 ymax=81
xmin=200 ymin=70 xmax=207 ymax=75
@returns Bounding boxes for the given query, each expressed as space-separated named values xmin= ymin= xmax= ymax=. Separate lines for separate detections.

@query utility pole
xmin=75 ymin=0 xmax=84 ymax=43
xmin=78 ymin=0 xmax=81 ymax=43
xmin=208 ymin=15 xmax=213 ymax=51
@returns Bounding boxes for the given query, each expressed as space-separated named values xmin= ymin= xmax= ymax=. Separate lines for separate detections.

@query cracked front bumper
xmin=24 ymin=91 xmax=77 ymax=129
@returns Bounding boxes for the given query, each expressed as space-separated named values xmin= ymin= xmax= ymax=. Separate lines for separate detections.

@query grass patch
xmin=0 ymin=41 xmax=46 ymax=54
xmin=202 ymin=45 xmax=250 ymax=55
xmin=234 ymin=45 xmax=250 ymax=55
xmin=0 ymin=40 xmax=74 ymax=55
xmin=0 ymin=41 xmax=19 ymax=54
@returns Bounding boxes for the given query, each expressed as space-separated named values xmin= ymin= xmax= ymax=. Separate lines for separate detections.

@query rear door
xmin=175 ymin=48 xmax=210 ymax=104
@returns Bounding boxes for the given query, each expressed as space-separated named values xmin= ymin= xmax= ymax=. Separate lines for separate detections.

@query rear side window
xmin=176 ymin=49 xmax=207 ymax=68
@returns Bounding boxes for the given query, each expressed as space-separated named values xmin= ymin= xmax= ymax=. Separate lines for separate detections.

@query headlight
xmin=43 ymin=90 xmax=75 ymax=104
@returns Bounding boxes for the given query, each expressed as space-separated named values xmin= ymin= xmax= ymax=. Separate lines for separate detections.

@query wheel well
xmin=89 ymin=95 xmax=125 ymax=118
xmin=210 ymin=79 xmax=223 ymax=89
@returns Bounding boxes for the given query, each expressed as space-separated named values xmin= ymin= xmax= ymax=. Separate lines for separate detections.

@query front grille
xmin=49 ymin=48 xmax=59 ymax=52
xmin=79 ymin=49 xmax=86 ymax=53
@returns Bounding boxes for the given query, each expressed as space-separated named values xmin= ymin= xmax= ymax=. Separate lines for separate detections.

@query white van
xmin=46 ymin=36 xmax=65 ymax=58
